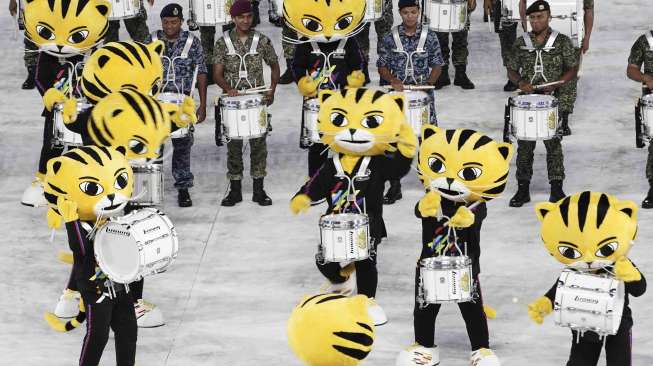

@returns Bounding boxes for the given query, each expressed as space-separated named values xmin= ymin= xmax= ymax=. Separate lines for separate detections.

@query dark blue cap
xmin=160 ymin=3 xmax=183 ymax=19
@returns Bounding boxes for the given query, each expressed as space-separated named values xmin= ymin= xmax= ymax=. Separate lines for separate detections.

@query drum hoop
xmin=132 ymin=164 xmax=163 ymax=173
xmin=419 ymin=255 xmax=472 ymax=269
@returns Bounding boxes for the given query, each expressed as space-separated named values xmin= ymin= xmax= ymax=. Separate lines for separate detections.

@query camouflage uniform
xmin=507 ymin=29 xmax=578 ymax=182
xmin=214 ymin=29 xmax=278 ymax=180
xmin=629 ymin=32 xmax=653 ymax=181
xmin=490 ymin=0 xmax=517 ymax=66
xmin=354 ymin=0 xmax=394 ymax=64
xmin=24 ymin=39 xmax=38 ymax=69
xmin=435 ymin=10 xmax=471 ymax=66
xmin=106 ymin=1 xmax=150 ymax=43
xmin=151 ymin=30 xmax=208 ymax=189
xmin=377 ymin=24 xmax=444 ymax=123
xmin=281 ymin=24 xmax=297 ymax=61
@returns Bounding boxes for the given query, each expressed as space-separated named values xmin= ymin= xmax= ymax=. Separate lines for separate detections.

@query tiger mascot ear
xmin=149 ymin=40 xmax=165 ymax=57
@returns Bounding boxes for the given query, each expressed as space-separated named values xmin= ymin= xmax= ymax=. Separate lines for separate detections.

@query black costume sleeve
xmin=35 ymin=53 xmax=56 ymax=96
xmin=67 ymin=109 xmax=92 ymax=135
xmin=65 ymin=220 xmax=97 ymax=289
xmin=382 ymin=151 xmax=413 ymax=181
xmin=292 ymin=43 xmax=310 ymax=82
xmin=345 ymin=38 xmax=364 ymax=72
xmin=294 ymin=160 xmax=334 ymax=202
xmin=415 ymin=201 xmax=423 ymax=219
xmin=544 ymin=279 xmax=558 ymax=303
xmin=625 ymin=261 xmax=647 ymax=298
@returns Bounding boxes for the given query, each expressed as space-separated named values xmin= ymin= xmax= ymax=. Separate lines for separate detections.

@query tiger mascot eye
xmin=283 ymin=0 xmax=366 ymax=41
xmin=288 ymin=294 xmax=375 ymax=366
xmin=23 ymin=0 xmax=111 ymax=56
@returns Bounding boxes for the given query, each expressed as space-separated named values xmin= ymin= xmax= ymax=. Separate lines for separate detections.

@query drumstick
xmin=532 ymin=80 xmax=565 ymax=90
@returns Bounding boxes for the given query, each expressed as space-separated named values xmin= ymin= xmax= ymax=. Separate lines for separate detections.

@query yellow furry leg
xmin=483 ymin=304 xmax=497 ymax=319
xmin=58 ymin=251 xmax=73 ymax=264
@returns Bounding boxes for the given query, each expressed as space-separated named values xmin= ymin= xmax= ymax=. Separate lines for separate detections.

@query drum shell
xmin=364 ymin=0 xmax=384 ymax=22
xmin=94 ymin=208 xmax=179 ymax=284
xmin=190 ymin=0 xmax=231 ymax=25
xmin=52 ymin=101 xmax=91 ymax=148
xmin=419 ymin=256 xmax=473 ymax=303
xmin=425 ymin=0 xmax=468 ymax=32
xmin=390 ymin=90 xmax=431 ymax=135
xmin=131 ymin=164 xmax=163 ymax=206
xmin=109 ymin=0 xmax=141 ymax=20
xmin=640 ymin=95 xmax=653 ymax=140
xmin=500 ymin=0 xmax=521 ymax=21
xmin=319 ymin=213 xmax=370 ymax=263
xmin=220 ymin=95 xmax=268 ymax=139
xmin=302 ymin=98 xmax=321 ymax=144
xmin=509 ymin=95 xmax=559 ymax=141
xmin=553 ymin=269 xmax=625 ymax=335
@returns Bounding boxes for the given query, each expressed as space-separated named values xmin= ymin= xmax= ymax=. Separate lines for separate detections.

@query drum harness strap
xmin=310 ymin=39 xmax=347 ymax=90
xmin=391 ymin=25 xmax=429 ymax=84
xmin=645 ymin=31 xmax=653 ymax=50
xmin=521 ymin=30 xmax=559 ymax=84
xmin=223 ymin=30 xmax=261 ymax=90
xmin=332 ymin=155 xmax=371 ymax=214
xmin=152 ymin=31 xmax=199 ymax=94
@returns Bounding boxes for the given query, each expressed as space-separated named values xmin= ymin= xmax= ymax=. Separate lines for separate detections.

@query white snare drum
xmin=94 ymin=208 xmax=178 ymax=284
xmin=500 ymin=0 xmax=520 ymax=21
xmin=318 ymin=213 xmax=370 ymax=263
xmin=419 ymin=256 xmax=473 ymax=304
xmin=302 ymin=98 xmax=321 ymax=145
xmin=220 ymin=94 xmax=268 ymax=139
xmin=52 ymin=101 xmax=91 ymax=148
xmin=509 ymin=94 xmax=559 ymax=141
xmin=364 ymin=0 xmax=384 ymax=22
xmin=190 ymin=0 xmax=230 ymax=25
xmin=526 ymin=0 xmax=584 ymax=48
xmin=109 ymin=0 xmax=141 ymax=20
xmin=131 ymin=164 xmax=163 ymax=206
xmin=553 ymin=269 xmax=624 ymax=336
xmin=157 ymin=92 xmax=190 ymax=138
xmin=392 ymin=90 xmax=431 ymax=135
xmin=639 ymin=94 xmax=653 ymax=140
xmin=425 ymin=0 xmax=468 ymax=32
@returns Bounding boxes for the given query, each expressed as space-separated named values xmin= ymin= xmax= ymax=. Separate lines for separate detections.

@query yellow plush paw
xmin=449 ymin=206 xmax=474 ymax=228
xmin=527 ymin=296 xmax=552 ymax=324
xmin=57 ymin=197 xmax=79 ymax=223
xmin=397 ymin=122 xmax=418 ymax=158
xmin=346 ymin=70 xmax=365 ymax=88
xmin=58 ymin=250 xmax=74 ymax=264
xmin=62 ymin=97 xmax=78 ymax=123
xmin=47 ymin=208 xmax=63 ymax=229
xmin=298 ymin=76 xmax=319 ymax=98
xmin=418 ymin=190 xmax=442 ymax=217
xmin=172 ymin=96 xmax=197 ymax=128
xmin=483 ymin=304 xmax=497 ymax=319
xmin=290 ymin=194 xmax=311 ymax=215
xmin=43 ymin=88 xmax=66 ymax=111
xmin=614 ymin=257 xmax=642 ymax=282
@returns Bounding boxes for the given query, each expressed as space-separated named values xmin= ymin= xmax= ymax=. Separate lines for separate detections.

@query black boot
xmin=178 ymin=189 xmax=192 ymax=207
xmin=252 ymin=178 xmax=272 ymax=206
xmin=559 ymin=112 xmax=572 ymax=136
xmin=22 ymin=66 xmax=35 ymax=90
xmin=454 ymin=65 xmax=475 ymax=89
xmin=642 ymin=184 xmax=653 ymax=209
xmin=383 ymin=180 xmax=402 ymax=205
xmin=503 ymin=79 xmax=518 ymax=92
xmin=434 ymin=65 xmax=450 ymax=90
xmin=549 ymin=180 xmax=566 ymax=203
xmin=279 ymin=60 xmax=294 ymax=85
xmin=221 ymin=180 xmax=242 ymax=206
xmin=509 ymin=180 xmax=531 ymax=207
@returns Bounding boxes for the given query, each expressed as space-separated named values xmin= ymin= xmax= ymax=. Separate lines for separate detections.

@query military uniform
xmin=355 ymin=0 xmax=394 ymax=78
xmin=506 ymin=28 xmax=577 ymax=192
xmin=433 ymin=3 xmax=475 ymax=89
xmin=106 ymin=0 xmax=150 ymax=42
xmin=214 ymin=29 xmax=278 ymax=181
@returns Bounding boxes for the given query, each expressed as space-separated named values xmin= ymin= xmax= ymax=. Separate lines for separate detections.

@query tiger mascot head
xmin=287 ymin=294 xmax=375 ymax=366
xmin=418 ymin=126 xmax=513 ymax=203
xmin=87 ymin=88 xmax=173 ymax=162
xmin=535 ymin=191 xmax=638 ymax=270
xmin=43 ymin=145 xmax=133 ymax=227
xmin=283 ymin=0 xmax=366 ymax=41
xmin=317 ymin=88 xmax=416 ymax=157
xmin=23 ymin=0 xmax=111 ymax=56
xmin=81 ymin=41 xmax=165 ymax=104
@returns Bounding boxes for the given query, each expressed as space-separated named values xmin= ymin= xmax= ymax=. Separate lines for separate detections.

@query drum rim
xmin=319 ymin=213 xmax=369 ymax=227
xmin=419 ymin=255 xmax=472 ymax=268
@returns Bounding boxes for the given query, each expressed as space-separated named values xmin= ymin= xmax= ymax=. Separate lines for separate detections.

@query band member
xmin=505 ymin=0 xmax=578 ymax=207
xmin=355 ymin=0 xmax=394 ymax=84
xmin=627 ymin=30 xmax=653 ymax=208
xmin=150 ymin=3 xmax=208 ymax=207
xmin=9 ymin=0 xmax=38 ymax=89
xmin=377 ymin=0 xmax=443 ymax=204
xmin=106 ymin=0 xmax=151 ymax=42
xmin=213 ymin=0 xmax=279 ymax=207
xmin=433 ymin=0 xmax=476 ymax=89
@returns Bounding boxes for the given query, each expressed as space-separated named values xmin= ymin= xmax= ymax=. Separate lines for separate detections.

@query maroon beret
xmin=230 ymin=0 xmax=252 ymax=17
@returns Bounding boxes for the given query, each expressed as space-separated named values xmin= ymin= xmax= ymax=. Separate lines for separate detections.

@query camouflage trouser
xmin=497 ymin=22 xmax=517 ymax=67
xmin=354 ymin=0 xmax=394 ymax=63
xmin=281 ymin=24 xmax=297 ymax=61
xmin=24 ymin=38 xmax=38 ymax=69
xmin=436 ymin=29 xmax=470 ymax=66
xmin=105 ymin=4 xmax=150 ymax=43
xmin=171 ymin=132 xmax=194 ymax=189
xmin=515 ymin=138 xmax=565 ymax=182
xmin=200 ymin=26 xmax=216 ymax=65
xmin=227 ymin=136 xmax=268 ymax=180
xmin=557 ymin=48 xmax=582 ymax=114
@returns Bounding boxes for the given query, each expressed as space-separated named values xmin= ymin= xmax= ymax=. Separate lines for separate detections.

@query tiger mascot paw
xmin=43 ymin=88 xmax=67 ymax=112
xmin=346 ymin=70 xmax=366 ymax=88
xmin=298 ymin=76 xmax=319 ymax=98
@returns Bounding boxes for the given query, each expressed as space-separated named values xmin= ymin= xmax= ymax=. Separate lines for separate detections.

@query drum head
xmin=641 ymin=94 xmax=653 ymax=106
xmin=512 ymin=94 xmax=558 ymax=108
xmin=95 ymin=224 xmax=141 ymax=283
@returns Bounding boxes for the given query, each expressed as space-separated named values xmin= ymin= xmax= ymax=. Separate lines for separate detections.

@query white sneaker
xmin=54 ymin=289 xmax=81 ymax=318
xmin=396 ymin=343 xmax=440 ymax=366
xmin=134 ymin=299 xmax=165 ymax=328
xmin=367 ymin=298 xmax=388 ymax=326
xmin=470 ymin=348 xmax=501 ymax=366
xmin=319 ymin=270 xmax=357 ymax=296
xmin=21 ymin=179 xmax=47 ymax=207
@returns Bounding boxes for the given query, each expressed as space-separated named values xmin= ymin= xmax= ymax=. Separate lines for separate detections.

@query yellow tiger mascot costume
xmin=291 ymin=88 xmax=417 ymax=327
xmin=528 ymin=192 xmax=646 ymax=365
xmin=396 ymin=126 xmax=513 ymax=366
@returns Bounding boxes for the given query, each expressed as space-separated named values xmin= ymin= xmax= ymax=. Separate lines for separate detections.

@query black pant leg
xmin=308 ymin=143 xmax=328 ymax=177
xmin=79 ymin=291 xmax=112 ymax=366
xmin=316 ymin=261 xmax=347 ymax=284
xmin=605 ymin=324 xmax=632 ymax=366
xmin=130 ymin=279 xmax=144 ymax=302
xmin=67 ymin=265 xmax=78 ymax=291
xmin=112 ymin=292 xmax=137 ymax=366
xmin=458 ymin=274 xmax=490 ymax=350
xmin=355 ymin=238 xmax=378 ymax=298
xmin=566 ymin=330 xmax=603 ymax=366
xmin=413 ymin=267 xmax=442 ymax=347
